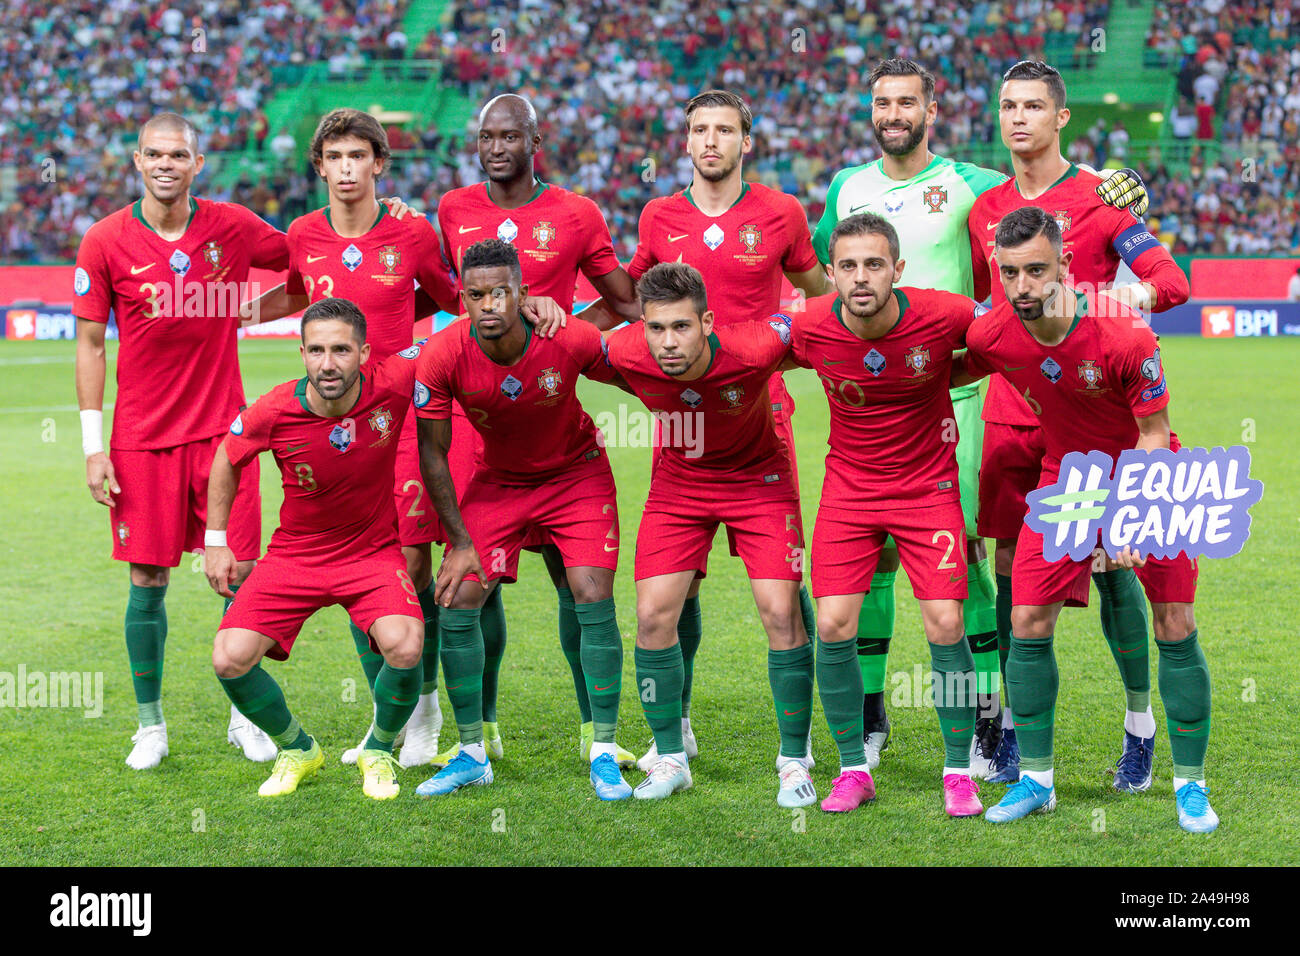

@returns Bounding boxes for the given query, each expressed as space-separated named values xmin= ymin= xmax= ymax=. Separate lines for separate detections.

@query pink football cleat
xmin=943 ymin=773 xmax=983 ymax=817
xmin=819 ymin=770 xmax=876 ymax=812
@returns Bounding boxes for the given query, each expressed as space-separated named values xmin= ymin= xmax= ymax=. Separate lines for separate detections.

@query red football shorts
xmin=110 ymin=433 xmax=261 ymax=567
xmin=812 ymin=497 xmax=968 ymax=600
xmin=455 ymin=453 xmax=619 ymax=585
xmin=220 ymin=549 xmax=422 ymax=660
xmin=393 ymin=421 xmax=439 ymax=548
xmin=977 ymin=421 xmax=1047 ymax=540
xmin=1012 ymin=522 xmax=1199 ymax=608
xmin=636 ymin=479 xmax=803 ymax=582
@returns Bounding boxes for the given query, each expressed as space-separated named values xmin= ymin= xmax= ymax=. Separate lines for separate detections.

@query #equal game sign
xmin=1025 ymin=446 xmax=1264 ymax=562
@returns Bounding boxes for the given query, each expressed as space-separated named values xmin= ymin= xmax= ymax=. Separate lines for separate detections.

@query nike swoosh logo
xmin=133 ymin=670 xmax=154 ymax=677
xmin=1118 ymin=647 xmax=1141 ymax=655
xmin=1003 ymin=364 xmax=1026 ymax=371
xmin=459 ymin=225 xmax=482 ymax=234
xmin=1175 ymin=726 xmax=1200 ymax=733
xmin=446 ymin=683 xmax=464 ymax=691
xmin=130 ymin=264 xmax=152 ymax=275
xmin=834 ymin=728 xmax=850 ymax=736
xmin=643 ymin=390 xmax=666 ymax=396
xmin=306 ymin=254 xmax=326 ymax=263
xmin=462 ymin=388 xmax=486 ymax=396
xmin=949 ymin=572 xmax=964 ymax=583
xmin=594 ymin=683 xmax=615 ymax=691
xmin=1013 ymin=719 xmax=1041 ymax=728
xmin=783 ymin=707 xmax=808 ymax=717
xmin=667 ymin=234 xmax=689 ymax=242
xmin=283 ymin=443 xmax=308 ymax=454
xmin=986 ymin=221 xmax=998 ymax=231
xmin=604 ymin=542 xmax=618 ymax=552
xmin=849 ymin=204 xmax=871 ymax=214
xmin=823 ymin=359 xmax=845 ymax=366
xmin=950 ymin=725 xmax=973 ymax=735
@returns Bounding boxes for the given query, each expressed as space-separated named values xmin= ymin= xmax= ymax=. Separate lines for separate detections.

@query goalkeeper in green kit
xmin=812 ymin=58 xmax=1147 ymax=778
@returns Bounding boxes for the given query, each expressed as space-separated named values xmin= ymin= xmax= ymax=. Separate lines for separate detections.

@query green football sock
xmin=365 ymin=661 xmax=421 ymax=752
xmin=218 ymin=664 xmax=310 ymax=751
xmin=1093 ymin=568 xmax=1151 ymax=712
xmin=817 ymin=637 xmax=866 ymax=767
xmin=438 ymin=607 xmax=484 ymax=745
xmin=856 ymin=571 xmax=895 ymax=693
xmin=418 ymin=583 xmax=440 ymax=695
xmin=635 ymin=644 xmax=684 ymax=754
xmin=351 ymin=622 xmax=384 ymax=693
xmin=676 ymin=595 xmax=702 ymax=719
xmin=126 ymin=583 xmax=167 ymax=727
xmin=480 ymin=585 xmax=507 ymax=723
xmin=769 ymin=644 xmax=814 ymax=759
xmin=931 ymin=640 xmax=978 ymax=768
xmin=556 ymin=586 xmax=591 ymax=722
xmin=221 ymin=580 xmax=240 ymax=615
xmin=964 ymin=556 xmax=1000 ymax=704
xmin=576 ymin=597 xmax=623 ymax=743
xmin=995 ymin=572 xmax=1013 ymax=686
xmin=1006 ymin=634 xmax=1057 ymax=772
xmin=1156 ymin=630 xmax=1211 ymax=781
xmin=798 ymin=585 xmax=817 ymax=643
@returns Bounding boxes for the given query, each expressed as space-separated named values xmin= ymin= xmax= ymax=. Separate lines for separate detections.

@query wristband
xmin=80 ymin=409 xmax=104 ymax=457
xmin=204 ymin=529 xmax=228 ymax=548
xmin=1120 ymin=283 xmax=1153 ymax=310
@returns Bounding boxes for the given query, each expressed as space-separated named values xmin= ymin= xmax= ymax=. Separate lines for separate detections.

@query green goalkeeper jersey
xmin=813 ymin=154 xmax=1006 ymax=399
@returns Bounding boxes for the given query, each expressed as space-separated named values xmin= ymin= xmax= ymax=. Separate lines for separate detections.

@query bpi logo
xmin=5 ymin=309 xmax=75 ymax=340
xmin=1201 ymin=306 xmax=1278 ymax=338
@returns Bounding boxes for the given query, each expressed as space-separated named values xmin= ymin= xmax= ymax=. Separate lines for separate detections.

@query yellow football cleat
xmin=257 ymin=739 xmax=324 ymax=797
xmin=358 ymin=749 xmax=401 ymax=801
xmin=483 ymin=721 xmax=504 ymax=759
xmin=579 ymin=721 xmax=638 ymax=770
xmin=430 ymin=741 xmax=461 ymax=769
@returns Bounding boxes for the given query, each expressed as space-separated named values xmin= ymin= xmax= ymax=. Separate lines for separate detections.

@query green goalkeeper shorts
xmin=952 ymin=382 xmax=984 ymax=540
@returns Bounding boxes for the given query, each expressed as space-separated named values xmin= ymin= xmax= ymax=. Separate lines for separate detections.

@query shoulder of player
xmin=1085 ymin=294 xmax=1154 ymax=348
xmin=286 ymin=208 xmax=326 ymax=240
xmin=827 ymin=160 xmax=878 ymax=189
xmin=242 ymin=380 xmax=299 ymax=428
xmin=638 ymin=192 xmax=685 ymax=224
xmin=791 ymin=292 xmax=838 ymax=332
xmin=898 ymin=286 xmax=976 ymax=312
xmin=605 ymin=321 xmax=644 ymax=363
xmin=81 ymin=204 xmax=136 ymax=244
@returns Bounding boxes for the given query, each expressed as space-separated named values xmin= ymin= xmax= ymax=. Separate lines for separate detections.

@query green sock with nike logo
xmin=855 ymin=572 xmax=895 ymax=697
xmin=676 ymin=595 xmax=702 ymax=718
xmin=350 ymin=622 xmax=385 ymax=693
xmin=480 ymin=585 xmax=507 ymax=723
xmin=218 ymin=664 xmax=309 ymax=750
xmin=769 ymin=644 xmax=814 ymax=759
xmin=817 ymin=637 xmax=866 ymax=767
xmin=635 ymin=644 xmax=683 ymax=755
xmin=930 ymin=639 xmax=977 ymax=768
xmin=418 ymin=583 xmax=440 ymax=695
xmin=1006 ymin=635 xmax=1058 ymax=773
xmin=964 ymin=557 xmax=1001 ymax=706
xmin=576 ymin=597 xmax=623 ymax=744
xmin=126 ymin=583 xmax=167 ymax=727
xmin=1156 ymin=630 xmax=1211 ymax=780
xmin=1093 ymin=568 xmax=1151 ymax=712
xmin=365 ymin=661 xmax=421 ymax=752
xmin=556 ymin=586 xmax=592 ymax=722
xmin=439 ymin=607 xmax=485 ymax=746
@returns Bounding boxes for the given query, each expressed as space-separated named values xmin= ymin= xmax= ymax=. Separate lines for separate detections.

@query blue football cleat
xmin=415 ymin=748 xmax=493 ymax=797
xmin=589 ymin=752 xmax=633 ymax=801
xmin=985 ymin=775 xmax=1056 ymax=823
xmin=987 ymin=727 xmax=1021 ymax=784
xmin=1113 ymin=731 xmax=1155 ymax=793
xmin=1175 ymin=781 xmax=1219 ymax=833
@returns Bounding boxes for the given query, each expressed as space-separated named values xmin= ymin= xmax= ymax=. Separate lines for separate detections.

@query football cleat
xmin=820 ymin=770 xmax=876 ymax=812
xmin=943 ymin=773 xmax=983 ymax=817
xmin=398 ymin=694 xmax=442 ymax=768
xmin=358 ymin=749 xmax=401 ymax=801
xmin=258 ymin=739 xmax=325 ymax=797
xmin=864 ymin=714 xmax=890 ymax=771
xmin=125 ymin=723 xmax=168 ymax=770
xmin=429 ymin=741 xmax=461 ymax=769
xmin=227 ymin=706 xmax=276 ymax=763
xmin=776 ymin=760 xmax=817 ymax=808
xmin=589 ymin=752 xmax=633 ymax=800
xmin=987 ymin=726 xmax=1021 ymax=784
xmin=483 ymin=721 xmax=504 ymax=759
xmin=342 ymin=722 xmax=405 ymax=765
xmin=1175 ymin=781 xmax=1219 ymax=834
xmin=1112 ymin=731 xmax=1155 ymax=793
xmin=968 ymin=716 xmax=1002 ymax=780
xmin=415 ymin=748 xmax=493 ymax=796
xmin=636 ymin=725 xmax=698 ymax=774
xmin=579 ymin=722 xmax=638 ymax=770
xmin=633 ymin=754 xmax=692 ymax=801
xmin=984 ymin=776 xmax=1056 ymax=823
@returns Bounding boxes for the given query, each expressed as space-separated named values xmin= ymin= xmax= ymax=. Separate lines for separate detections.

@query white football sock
xmin=943 ymin=766 xmax=972 ymax=778
xmin=1125 ymin=706 xmax=1156 ymax=739
xmin=840 ymin=763 xmax=871 ymax=774
xmin=589 ymin=741 xmax=617 ymax=762
xmin=462 ymin=741 xmax=487 ymax=761
xmin=1023 ymin=768 xmax=1054 ymax=788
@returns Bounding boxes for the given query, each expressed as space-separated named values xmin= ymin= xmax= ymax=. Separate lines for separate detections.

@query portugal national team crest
xmin=117 ymin=522 xmax=129 ymax=545
xmin=1053 ymin=210 xmax=1072 ymax=233
xmin=923 ymin=186 xmax=948 ymax=214
xmin=202 ymin=240 xmax=222 ymax=269
xmin=368 ymin=406 xmax=394 ymax=438
xmin=379 ymin=245 xmax=401 ymax=274
xmin=738 ymin=223 xmax=762 ymax=253
xmin=536 ymin=367 xmax=562 ymax=397
xmin=1077 ymin=359 xmax=1103 ymax=390
xmin=719 ymin=383 xmax=744 ymax=408
xmin=905 ymin=345 xmax=931 ymax=375
xmin=532 ymin=221 xmax=556 ymax=250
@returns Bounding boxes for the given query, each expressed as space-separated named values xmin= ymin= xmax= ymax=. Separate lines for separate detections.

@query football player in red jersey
xmin=74 ymin=112 xmax=285 ymax=769
xmin=206 ymin=298 xmax=426 ymax=801
xmin=954 ymin=207 xmax=1213 ymax=833
xmin=432 ymin=94 xmax=641 ymax=768
xmin=413 ymin=239 xmax=633 ymax=801
xmin=968 ymin=61 xmax=1191 ymax=786
xmin=620 ymin=89 xmax=828 ymax=770
xmin=791 ymin=214 xmax=985 ymax=817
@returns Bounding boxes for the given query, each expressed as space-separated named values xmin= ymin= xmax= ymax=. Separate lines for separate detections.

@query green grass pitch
xmin=1 ymin=335 xmax=1297 ymax=865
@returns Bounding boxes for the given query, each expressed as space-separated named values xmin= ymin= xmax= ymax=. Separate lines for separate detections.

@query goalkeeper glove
xmin=1096 ymin=167 xmax=1149 ymax=218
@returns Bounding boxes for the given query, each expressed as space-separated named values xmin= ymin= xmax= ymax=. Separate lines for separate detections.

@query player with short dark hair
xmin=954 ymin=208 xmax=1213 ymax=833
xmin=75 ymin=111 xmax=289 ymax=769
xmin=412 ymin=239 xmax=633 ymax=800
xmin=600 ymin=262 xmax=815 ymax=805
xmin=206 ymin=299 xmax=428 ymax=800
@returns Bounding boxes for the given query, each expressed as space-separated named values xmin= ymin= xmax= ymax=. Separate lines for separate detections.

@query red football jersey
xmin=285 ymin=205 xmax=458 ymax=360
xmin=223 ymin=350 xmax=422 ymax=562
xmin=964 ymin=289 xmax=1170 ymax=480
xmin=969 ymin=164 xmax=1188 ymax=425
xmin=437 ymin=180 xmax=622 ymax=312
xmin=791 ymin=288 xmax=981 ymax=506
xmin=414 ymin=318 xmax=617 ymax=484
xmin=73 ymin=198 xmax=288 ymax=450
xmin=605 ymin=317 xmax=793 ymax=498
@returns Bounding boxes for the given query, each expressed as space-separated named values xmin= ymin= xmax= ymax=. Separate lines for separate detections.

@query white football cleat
xmin=636 ymin=724 xmax=698 ymax=774
xmin=864 ymin=714 xmax=891 ymax=771
xmin=341 ymin=722 xmax=406 ymax=765
xmin=398 ymin=693 xmax=443 ymax=768
xmin=126 ymin=723 xmax=168 ymax=770
xmin=228 ymin=705 xmax=276 ymax=762
xmin=776 ymin=759 xmax=818 ymax=808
